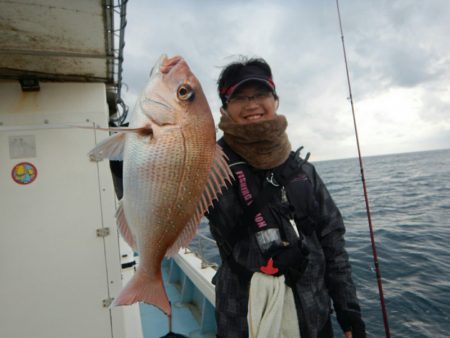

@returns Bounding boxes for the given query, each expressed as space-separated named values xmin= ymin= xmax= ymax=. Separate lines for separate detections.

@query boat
xmin=0 ymin=1 xmax=218 ymax=337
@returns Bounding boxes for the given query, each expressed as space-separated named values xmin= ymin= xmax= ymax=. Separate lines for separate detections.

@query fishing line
xmin=335 ymin=1 xmax=391 ymax=337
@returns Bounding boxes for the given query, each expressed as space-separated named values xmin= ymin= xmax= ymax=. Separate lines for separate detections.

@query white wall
xmin=0 ymin=81 xmax=142 ymax=338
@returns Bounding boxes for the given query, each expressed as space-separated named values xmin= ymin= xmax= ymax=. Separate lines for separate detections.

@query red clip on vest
xmin=260 ymin=258 xmax=279 ymax=275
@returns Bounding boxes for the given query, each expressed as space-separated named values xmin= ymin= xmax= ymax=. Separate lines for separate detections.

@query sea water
xmin=193 ymin=148 xmax=450 ymax=337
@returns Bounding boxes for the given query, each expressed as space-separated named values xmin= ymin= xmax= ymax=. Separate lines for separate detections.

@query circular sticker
xmin=11 ymin=162 xmax=38 ymax=185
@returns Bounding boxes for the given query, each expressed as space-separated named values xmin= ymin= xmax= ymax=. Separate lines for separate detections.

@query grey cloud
xmin=120 ymin=0 xmax=450 ymax=159
xmin=342 ymin=0 xmax=450 ymax=97
xmin=418 ymin=89 xmax=450 ymax=124
xmin=386 ymin=48 xmax=434 ymax=87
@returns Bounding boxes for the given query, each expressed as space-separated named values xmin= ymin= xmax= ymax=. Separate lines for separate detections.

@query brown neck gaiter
xmin=218 ymin=113 xmax=291 ymax=169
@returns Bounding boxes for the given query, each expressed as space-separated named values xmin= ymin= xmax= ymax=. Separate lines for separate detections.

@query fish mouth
xmin=141 ymin=54 xmax=181 ymax=126
xmin=160 ymin=55 xmax=183 ymax=74
xmin=148 ymin=54 xmax=184 ymax=80
xmin=148 ymin=54 xmax=168 ymax=80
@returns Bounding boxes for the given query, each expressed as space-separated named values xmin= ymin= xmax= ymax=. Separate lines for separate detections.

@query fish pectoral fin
xmin=88 ymin=132 xmax=126 ymax=161
xmin=165 ymin=144 xmax=234 ymax=256
xmin=116 ymin=200 xmax=137 ymax=251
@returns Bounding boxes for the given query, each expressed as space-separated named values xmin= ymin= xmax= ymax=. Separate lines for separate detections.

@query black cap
xmin=219 ymin=64 xmax=275 ymax=104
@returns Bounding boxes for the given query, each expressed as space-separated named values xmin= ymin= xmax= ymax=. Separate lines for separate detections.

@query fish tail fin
xmin=113 ymin=269 xmax=171 ymax=316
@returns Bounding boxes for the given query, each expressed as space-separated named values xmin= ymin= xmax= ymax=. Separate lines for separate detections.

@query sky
xmin=120 ymin=0 xmax=450 ymax=161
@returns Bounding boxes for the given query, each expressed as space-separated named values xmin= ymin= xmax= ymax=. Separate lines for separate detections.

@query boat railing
xmin=185 ymin=231 xmax=220 ymax=271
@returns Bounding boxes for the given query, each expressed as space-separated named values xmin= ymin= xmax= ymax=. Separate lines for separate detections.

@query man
xmin=206 ymin=57 xmax=365 ymax=338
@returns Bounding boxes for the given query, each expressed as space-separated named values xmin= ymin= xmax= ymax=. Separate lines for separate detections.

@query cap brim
xmin=226 ymin=77 xmax=275 ymax=98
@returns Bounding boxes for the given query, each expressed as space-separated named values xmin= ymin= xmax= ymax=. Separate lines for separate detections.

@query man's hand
xmin=271 ymin=241 xmax=309 ymax=272
xmin=270 ymin=241 xmax=309 ymax=287
xmin=336 ymin=309 xmax=365 ymax=338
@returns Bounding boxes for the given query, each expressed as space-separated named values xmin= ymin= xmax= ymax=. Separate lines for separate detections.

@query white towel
xmin=248 ymin=272 xmax=300 ymax=338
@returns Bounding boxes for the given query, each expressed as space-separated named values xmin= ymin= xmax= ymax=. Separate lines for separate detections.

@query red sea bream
xmin=88 ymin=55 xmax=232 ymax=315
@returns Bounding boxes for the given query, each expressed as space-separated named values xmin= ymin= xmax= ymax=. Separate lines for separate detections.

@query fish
xmin=88 ymin=55 xmax=232 ymax=315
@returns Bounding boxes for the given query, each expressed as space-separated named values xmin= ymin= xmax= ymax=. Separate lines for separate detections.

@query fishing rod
xmin=334 ymin=1 xmax=391 ymax=337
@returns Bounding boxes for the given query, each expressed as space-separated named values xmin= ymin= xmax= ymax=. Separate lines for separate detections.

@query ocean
xmin=192 ymin=148 xmax=450 ymax=338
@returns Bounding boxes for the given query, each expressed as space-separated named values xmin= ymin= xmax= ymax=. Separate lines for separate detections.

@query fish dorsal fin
xmin=116 ymin=199 xmax=137 ymax=251
xmin=88 ymin=132 xmax=126 ymax=161
xmin=165 ymin=144 xmax=233 ymax=256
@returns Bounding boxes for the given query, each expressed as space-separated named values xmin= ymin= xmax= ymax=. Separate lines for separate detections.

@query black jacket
xmin=206 ymin=140 xmax=365 ymax=338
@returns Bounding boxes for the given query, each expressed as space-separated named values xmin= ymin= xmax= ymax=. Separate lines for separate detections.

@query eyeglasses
xmin=227 ymin=91 xmax=273 ymax=105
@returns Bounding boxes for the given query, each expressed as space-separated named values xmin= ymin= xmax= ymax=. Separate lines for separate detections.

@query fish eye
xmin=177 ymin=84 xmax=195 ymax=101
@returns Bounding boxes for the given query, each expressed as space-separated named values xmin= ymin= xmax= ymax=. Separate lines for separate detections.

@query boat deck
xmin=140 ymin=259 xmax=216 ymax=338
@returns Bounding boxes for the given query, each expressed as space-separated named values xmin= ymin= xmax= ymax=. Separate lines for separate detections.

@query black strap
xmin=220 ymin=139 xmax=310 ymax=229
xmin=219 ymin=139 xmax=280 ymax=232
xmin=272 ymin=146 xmax=310 ymax=186
xmin=218 ymin=139 xmax=310 ymax=245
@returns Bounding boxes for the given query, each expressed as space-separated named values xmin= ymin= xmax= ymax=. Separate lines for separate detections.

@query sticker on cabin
xmin=11 ymin=162 xmax=38 ymax=185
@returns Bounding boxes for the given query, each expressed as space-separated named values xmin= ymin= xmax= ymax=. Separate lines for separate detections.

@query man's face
xmin=223 ymin=83 xmax=278 ymax=125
